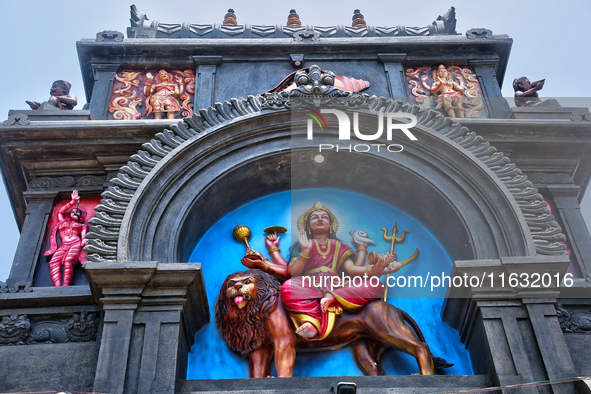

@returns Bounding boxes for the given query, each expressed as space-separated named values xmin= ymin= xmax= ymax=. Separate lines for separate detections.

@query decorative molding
xmin=570 ymin=108 xmax=591 ymax=122
xmin=293 ymin=29 xmax=320 ymax=42
xmin=0 ymin=280 xmax=33 ymax=293
xmin=96 ymin=30 xmax=124 ymax=42
xmin=252 ymin=25 xmax=275 ymax=37
xmin=3 ymin=113 xmax=30 ymax=126
xmin=556 ymin=303 xmax=591 ymax=333
xmin=28 ymin=175 xmax=106 ymax=189
xmin=527 ymin=173 xmax=573 ymax=185
xmin=84 ymin=64 xmax=567 ymax=262
xmin=466 ymin=28 xmax=493 ymax=40
xmin=126 ymin=5 xmax=459 ymax=40
xmin=0 ymin=312 xmax=99 ymax=345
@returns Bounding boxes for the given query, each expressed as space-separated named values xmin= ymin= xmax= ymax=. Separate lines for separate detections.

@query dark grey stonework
xmin=1 ymin=6 xmax=590 ymax=394
xmin=7 ymin=108 xmax=91 ymax=122
xmin=565 ymin=334 xmax=591 ymax=376
xmin=7 ymin=193 xmax=56 ymax=290
xmin=89 ymin=63 xmax=120 ymax=120
xmin=0 ymin=342 xmax=100 ymax=392
xmin=178 ymin=375 xmax=493 ymax=393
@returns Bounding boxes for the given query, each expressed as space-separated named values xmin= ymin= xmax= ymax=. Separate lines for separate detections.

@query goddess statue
xmin=241 ymin=202 xmax=400 ymax=340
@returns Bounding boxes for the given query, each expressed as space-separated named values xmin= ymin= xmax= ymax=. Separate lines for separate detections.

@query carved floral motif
xmin=109 ymin=69 xmax=196 ymax=120
xmin=405 ymin=65 xmax=487 ymax=118
xmin=28 ymin=175 xmax=106 ymax=189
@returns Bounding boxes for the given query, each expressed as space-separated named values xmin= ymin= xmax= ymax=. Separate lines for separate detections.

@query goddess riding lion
xmin=216 ymin=268 xmax=452 ymax=378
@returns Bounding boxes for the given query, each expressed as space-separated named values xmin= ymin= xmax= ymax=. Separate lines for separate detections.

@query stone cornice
xmin=82 ymin=65 xmax=568 ymax=262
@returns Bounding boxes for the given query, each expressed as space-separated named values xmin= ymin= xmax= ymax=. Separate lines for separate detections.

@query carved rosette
xmin=109 ymin=70 xmax=196 ymax=120
xmin=264 ymin=65 xmax=369 ymax=108
xmin=84 ymin=64 xmax=567 ymax=262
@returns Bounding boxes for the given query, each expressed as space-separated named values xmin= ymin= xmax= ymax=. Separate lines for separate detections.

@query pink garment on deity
xmin=281 ymin=239 xmax=383 ymax=340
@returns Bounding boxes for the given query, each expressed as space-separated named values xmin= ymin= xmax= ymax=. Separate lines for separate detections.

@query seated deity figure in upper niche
xmin=242 ymin=202 xmax=401 ymax=340
xmin=26 ymin=80 xmax=78 ymax=110
xmin=143 ymin=69 xmax=184 ymax=119
xmin=513 ymin=76 xmax=545 ymax=107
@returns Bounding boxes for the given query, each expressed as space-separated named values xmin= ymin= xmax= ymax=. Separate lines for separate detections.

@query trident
xmin=379 ymin=222 xmax=419 ymax=301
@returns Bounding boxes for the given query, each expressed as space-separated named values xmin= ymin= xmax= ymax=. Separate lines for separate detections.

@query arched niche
xmin=117 ymin=109 xmax=535 ymax=265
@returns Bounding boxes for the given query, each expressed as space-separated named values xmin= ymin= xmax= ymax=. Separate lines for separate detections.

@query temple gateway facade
xmin=1 ymin=6 xmax=591 ymax=394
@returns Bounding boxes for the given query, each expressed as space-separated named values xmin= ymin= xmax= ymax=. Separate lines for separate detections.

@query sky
xmin=0 ymin=0 xmax=590 ymax=281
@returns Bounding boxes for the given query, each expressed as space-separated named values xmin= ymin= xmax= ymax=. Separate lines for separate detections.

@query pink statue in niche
xmin=44 ymin=191 xmax=88 ymax=287
xmin=143 ymin=69 xmax=184 ymax=119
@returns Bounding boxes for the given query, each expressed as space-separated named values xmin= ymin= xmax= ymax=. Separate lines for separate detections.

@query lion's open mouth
xmin=231 ymin=293 xmax=252 ymax=304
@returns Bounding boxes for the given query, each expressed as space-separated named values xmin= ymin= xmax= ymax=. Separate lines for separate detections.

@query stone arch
xmin=83 ymin=78 xmax=566 ymax=264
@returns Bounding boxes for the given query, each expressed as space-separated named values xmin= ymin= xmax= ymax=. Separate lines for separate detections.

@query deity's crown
xmin=296 ymin=202 xmax=339 ymax=234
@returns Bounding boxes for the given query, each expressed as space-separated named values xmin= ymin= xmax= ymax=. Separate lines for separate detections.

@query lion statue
xmin=216 ymin=269 xmax=452 ymax=378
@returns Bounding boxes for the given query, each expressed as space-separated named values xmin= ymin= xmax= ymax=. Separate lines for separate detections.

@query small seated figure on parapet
xmin=26 ymin=80 xmax=78 ymax=110
xmin=513 ymin=76 xmax=545 ymax=107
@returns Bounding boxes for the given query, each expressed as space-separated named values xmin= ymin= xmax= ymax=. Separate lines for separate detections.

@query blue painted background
xmin=187 ymin=189 xmax=472 ymax=379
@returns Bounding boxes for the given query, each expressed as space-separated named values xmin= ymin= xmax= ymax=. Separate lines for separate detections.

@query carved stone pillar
xmin=90 ymin=63 xmax=120 ymax=120
xmin=547 ymin=184 xmax=591 ymax=281
xmin=469 ymin=59 xmax=510 ymax=119
xmin=443 ymin=256 xmax=577 ymax=393
xmin=85 ymin=261 xmax=208 ymax=394
xmin=192 ymin=56 xmax=223 ymax=111
xmin=378 ymin=53 xmax=407 ymax=100
xmin=6 ymin=191 xmax=57 ymax=291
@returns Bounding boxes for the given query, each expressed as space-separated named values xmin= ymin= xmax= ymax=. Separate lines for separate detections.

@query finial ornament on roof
xmin=223 ymin=9 xmax=237 ymax=26
xmin=126 ymin=5 xmax=458 ymax=38
xmin=130 ymin=4 xmax=155 ymax=28
xmin=352 ymin=9 xmax=366 ymax=28
xmin=287 ymin=9 xmax=302 ymax=27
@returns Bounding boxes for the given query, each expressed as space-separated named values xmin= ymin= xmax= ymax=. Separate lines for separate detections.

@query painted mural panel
xmin=187 ymin=189 xmax=472 ymax=379
xmin=108 ymin=69 xmax=196 ymax=120
xmin=405 ymin=65 xmax=488 ymax=118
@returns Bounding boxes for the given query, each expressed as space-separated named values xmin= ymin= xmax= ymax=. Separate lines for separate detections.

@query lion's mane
xmin=215 ymin=269 xmax=281 ymax=354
